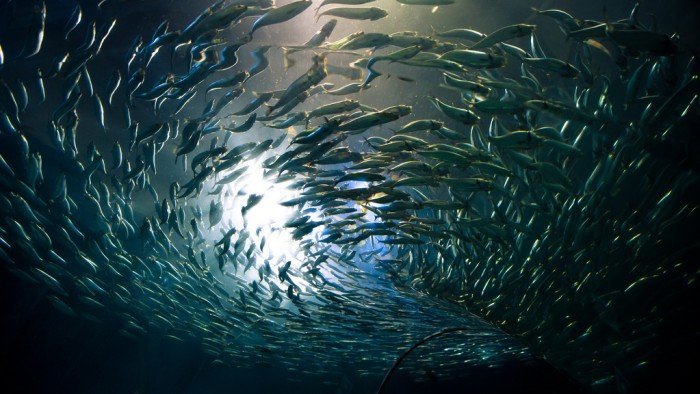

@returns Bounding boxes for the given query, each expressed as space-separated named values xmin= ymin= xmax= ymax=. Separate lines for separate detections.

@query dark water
xmin=1 ymin=267 xmax=581 ymax=393
xmin=1 ymin=0 xmax=698 ymax=393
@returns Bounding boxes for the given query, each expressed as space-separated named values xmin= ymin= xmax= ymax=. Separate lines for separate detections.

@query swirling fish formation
xmin=0 ymin=0 xmax=698 ymax=391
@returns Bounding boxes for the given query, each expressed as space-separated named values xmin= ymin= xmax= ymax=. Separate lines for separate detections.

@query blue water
xmin=1 ymin=1 xmax=698 ymax=393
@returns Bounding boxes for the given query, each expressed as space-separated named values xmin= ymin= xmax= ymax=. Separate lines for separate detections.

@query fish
xmin=242 ymin=194 xmax=263 ymax=216
xmin=224 ymin=113 xmax=257 ymax=133
xmin=531 ymin=8 xmax=580 ymax=33
xmin=93 ymin=94 xmax=106 ymax=131
xmin=0 ymin=3 xmax=695 ymax=393
xmin=64 ymin=4 xmax=83 ymax=41
xmin=209 ymin=200 xmax=224 ymax=227
xmin=317 ymin=7 xmax=388 ymax=22
xmin=245 ymin=46 xmax=273 ymax=81
xmin=175 ymin=125 xmax=203 ymax=157
xmin=324 ymin=82 xmax=368 ymax=95
xmin=443 ymin=72 xmax=492 ymax=97
xmin=522 ymin=57 xmax=580 ymax=78
xmin=338 ymin=105 xmax=412 ymax=131
xmin=439 ymin=49 xmax=506 ymax=69
xmin=434 ymin=28 xmax=485 ymax=42
xmin=362 ymin=46 xmax=422 ymax=86
xmin=210 ymin=39 xmax=250 ymax=73
xmin=266 ymin=54 xmax=327 ymax=114
xmin=229 ymin=92 xmax=273 ymax=116
xmin=205 ymin=71 xmax=250 ymax=97
xmin=293 ymin=118 xmax=342 ymax=144
xmin=106 ymin=69 xmax=122 ymax=107
xmin=400 ymin=0 xmax=454 ymax=5
xmin=471 ymin=24 xmax=536 ymax=49
xmin=287 ymin=19 xmax=338 ymax=50
xmin=282 ymin=19 xmax=338 ymax=67
xmin=250 ymin=1 xmax=312 ymax=35
xmin=21 ymin=1 xmax=46 ymax=58
xmin=306 ymin=99 xmax=360 ymax=119
xmin=430 ymin=97 xmax=480 ymax=124
xmin=177 ymin=1 xmax=236 ymax=42
xmin=315 ymin=0 xmax=376 ymax=14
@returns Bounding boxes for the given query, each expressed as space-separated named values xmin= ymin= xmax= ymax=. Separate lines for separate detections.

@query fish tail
xmin=264 ymin=103 xmax=274 ymax=116
xmin=362 ymin=65 xmax=381 ymax=88
xmin=282 ymin=48 xmax=294 ymax=71
xmin=427 ymin=93 xmax=439 ymax=109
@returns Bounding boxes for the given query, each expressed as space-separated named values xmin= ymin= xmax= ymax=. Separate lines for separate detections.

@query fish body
xmin=397 ymin=0 xmax=454 ymax=4
xmin=431 ymin=97 xmax=480 ymax=124
xmin=363 ymin=46 xmax=422 ymax=86
xmin=435 ymin=29 xmax=485 ymax=41
xmin=440 ymin=49 xmax=506 ymax=69
xmin=324 ymin=83 xmax=367 ymax=95
xmin=338 ymin=105 xmax=411 ymax=131
xmin=523 ymin=57 xmax=580 ymax=78
xmin=247 ymin=46 xmax=272 ymax=79
xmin=251 ymin=1 xmax=312 ymax=34
xmin=317 ymin=7 xmax=388 ymax=21
xmin=471 ymin=24 xmax=536 ymax=49
xmin=268 ymin=56 xmax=328 ymax=114
xmin=206 ymin=71 xmax=249 ymax=96
xmin=22 ymin=1 xmax=46 ymax=58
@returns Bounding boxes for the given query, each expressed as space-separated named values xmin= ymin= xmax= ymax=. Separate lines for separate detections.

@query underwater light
xmin=2 ymin=1 xmax=696 ymax=391
xmin=220 ymin=161 xmax=296 ymax=260
xmin=214 ymin=158 xmax=326 ymax=284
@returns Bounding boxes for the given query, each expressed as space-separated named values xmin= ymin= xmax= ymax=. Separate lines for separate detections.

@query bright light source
xmin=205 ymin=156 xmax=326 ymax=291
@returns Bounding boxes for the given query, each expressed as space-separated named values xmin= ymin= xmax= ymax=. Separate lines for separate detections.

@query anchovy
xmin=64 ymin=4 xmax=83 ymax=41
xmin=22 ymin=1 xmax=47 ymax=58
xmin=471 ymin=24 xmax=536 ymax=49
xmin=250 ymin=1 xmax=312 ymax=35
xmin=317 ymin=7 xmax=388 ymax=22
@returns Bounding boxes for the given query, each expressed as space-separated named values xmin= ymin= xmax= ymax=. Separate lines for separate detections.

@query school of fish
xmin=0 ymin=0 xmax=698 ymax=391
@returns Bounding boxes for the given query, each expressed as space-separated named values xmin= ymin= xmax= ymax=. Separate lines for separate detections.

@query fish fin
xmin=584 ymin=39 xmax=612 ymax=58
xmin=282 ymin=47 xmax=295 ymax=71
